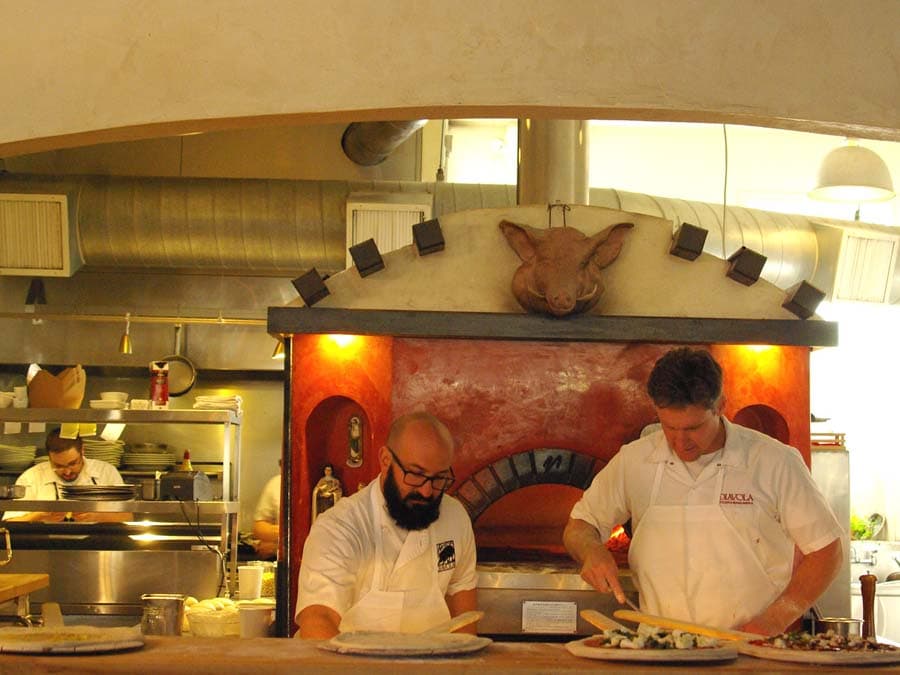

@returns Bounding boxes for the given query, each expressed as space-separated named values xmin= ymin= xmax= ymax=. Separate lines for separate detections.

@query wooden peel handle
xmin=613 ymin=609 xmax=763 ymax=641
xmin=859 ymin=573 xmax=877 ymax=639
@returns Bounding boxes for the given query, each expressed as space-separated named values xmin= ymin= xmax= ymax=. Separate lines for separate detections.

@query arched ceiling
xmin=2 ymin=0 xmax=899 ymax=158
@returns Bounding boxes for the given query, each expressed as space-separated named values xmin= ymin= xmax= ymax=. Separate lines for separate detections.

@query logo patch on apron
xmin=436 ymin=540 xmax=456 ymax=572
xmin=719 ymin=491 xmax=754 ymax=505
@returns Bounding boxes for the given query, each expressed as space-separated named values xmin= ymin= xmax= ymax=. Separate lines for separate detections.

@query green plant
xmin=850 ymin=514 xmax=872 ymax=540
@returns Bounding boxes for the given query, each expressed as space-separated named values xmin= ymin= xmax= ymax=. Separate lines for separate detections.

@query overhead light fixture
xmin=668 ymin=222 xmax=708 ymax=261
xmin=25 ymin=278 xmax=47 ymax=306
xmin=348 ymin=238 xmax=385 ymax=277
xmin=413 ymin=218 xmax=445 ymax=256
xmin=271 ymin=337 xmax=285 ymax=360
xmin=782 ymin=281 xmax=826 ymax=320
xmin=118 ymin=313 xmax=133 ymax=354
xmin=292 ymin=268 xmax=330 ymax=307
xmin=809 ymin=139 xmax=896 ymax=211
xmin=725 ymin=246 xmax=767 ymax=286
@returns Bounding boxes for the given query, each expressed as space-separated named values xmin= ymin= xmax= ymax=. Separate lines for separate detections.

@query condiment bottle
xmin=179 ymin=450 xmax=194 ymax=472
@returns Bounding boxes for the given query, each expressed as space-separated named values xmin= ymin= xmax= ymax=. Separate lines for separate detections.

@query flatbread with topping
xmin=739 ymin=630 xmax=900 ymax=665
xmin=567 ymin=625 xmax=738 ymax=663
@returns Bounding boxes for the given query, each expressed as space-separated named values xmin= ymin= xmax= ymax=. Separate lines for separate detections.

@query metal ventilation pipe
xmin=517 ymin=119 xmax=590 ymax=206
xmin=341 ymin=120 xmax=428 ymax=166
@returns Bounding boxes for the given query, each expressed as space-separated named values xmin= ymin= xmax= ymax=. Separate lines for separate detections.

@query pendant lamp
xmin=809 ymin=139 xmax=895 ymax=204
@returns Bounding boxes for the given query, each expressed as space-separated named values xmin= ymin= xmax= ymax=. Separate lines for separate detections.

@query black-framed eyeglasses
xmin=386 ymin=446 xmax=455 ymax=491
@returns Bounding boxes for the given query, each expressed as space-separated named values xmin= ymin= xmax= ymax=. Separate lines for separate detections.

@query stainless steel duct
xmin=341 ymin=120 xmax=428 ymax=166
xmin=1 ymin=172 xmax=892 ymax=299
xmin=517 ymin=119 xmax=590 ymax=206
xmin=0 ymin=174 xmax=432 ymax=276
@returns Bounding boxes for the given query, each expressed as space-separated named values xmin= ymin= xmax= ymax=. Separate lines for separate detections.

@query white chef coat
xmin=296 ymin=478 xmax=477 ymax=630
xmin=253 ymin=473 xmax=280 ymax=524
xmin=3 ymin=458 xmax=125 ymax=520
xmin=570 ymin=418 xmax=843 ymax=627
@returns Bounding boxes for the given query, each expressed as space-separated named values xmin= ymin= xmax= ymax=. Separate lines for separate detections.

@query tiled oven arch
xmin=453 ymin=449 xmax=604 ymax=521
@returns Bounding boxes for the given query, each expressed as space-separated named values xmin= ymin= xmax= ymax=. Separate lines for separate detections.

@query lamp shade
xmin=809 ymin=142 xmax=895 ymax=203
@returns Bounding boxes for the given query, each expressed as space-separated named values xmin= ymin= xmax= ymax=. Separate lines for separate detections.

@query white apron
xmin=628 ymin=459 xmax=783 ymax=629
xmin=339 ymin=487 xmax=450 ymax=633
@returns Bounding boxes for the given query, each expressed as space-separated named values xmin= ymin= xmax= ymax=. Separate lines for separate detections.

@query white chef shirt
xmin=296 ymin=478 xmax=477 ymax=620
xmin=570 ymin=418 xmax=843 ymax=577
xmin=253 ymin=473 xmax=280 ymax=524
xmin=3 ymin=458 xmax=125 ymax=520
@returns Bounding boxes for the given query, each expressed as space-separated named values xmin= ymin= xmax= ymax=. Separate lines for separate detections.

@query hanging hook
xmin=547 ymin=203 xmax=571 ymax=228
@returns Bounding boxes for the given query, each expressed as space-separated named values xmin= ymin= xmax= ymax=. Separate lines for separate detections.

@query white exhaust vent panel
xmin=346 ymin=192 xmax=432 ymax=268
xmin=833 ymin=233 xmax=898 ymax=303
xmin=0 ymin=193 xmax=82 ymax=276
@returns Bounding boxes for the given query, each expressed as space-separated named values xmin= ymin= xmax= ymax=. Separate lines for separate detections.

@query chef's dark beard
xmin=383 ymin=469 xmax=442 ymax=531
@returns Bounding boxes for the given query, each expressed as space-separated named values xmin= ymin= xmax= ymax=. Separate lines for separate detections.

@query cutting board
xmin=0 ymin=573 xmax=49 ymax=604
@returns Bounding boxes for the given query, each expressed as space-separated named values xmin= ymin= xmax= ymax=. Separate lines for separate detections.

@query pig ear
xmin=587 ymin=222 xmax=634 ymax=270
xmin=499 ymin=220 xmax=541 ymax=263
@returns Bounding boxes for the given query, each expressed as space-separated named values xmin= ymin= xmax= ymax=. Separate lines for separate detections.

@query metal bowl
xmin=814 ymin=617 xmax=862 ymax=637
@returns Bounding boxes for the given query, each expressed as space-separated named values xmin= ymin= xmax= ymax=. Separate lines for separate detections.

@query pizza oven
xmin=270 ymin=305 xmax=828 ymax=638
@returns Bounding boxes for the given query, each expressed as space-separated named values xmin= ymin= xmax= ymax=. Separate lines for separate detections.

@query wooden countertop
xmin=1 ymin=637 xmax=898 ymax=675
xmin=0 ymin=574 xmax=49 ymax=604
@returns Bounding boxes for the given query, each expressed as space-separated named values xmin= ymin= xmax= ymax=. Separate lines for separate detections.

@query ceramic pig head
xmin=499 ymin=220 xmax=634 ymax=316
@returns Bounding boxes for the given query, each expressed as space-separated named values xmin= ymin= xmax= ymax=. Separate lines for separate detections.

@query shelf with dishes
xmin=0 ymin=406 xmax=243 ymax=594
xmin=1 ymin=499 xmax=239 ymax=514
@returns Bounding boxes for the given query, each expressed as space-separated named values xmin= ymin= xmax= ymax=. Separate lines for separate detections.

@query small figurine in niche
xmin=312 ymin=464 xmax=343 ymax=521
xmin=347 ymin=415 xmax=363 ymax=468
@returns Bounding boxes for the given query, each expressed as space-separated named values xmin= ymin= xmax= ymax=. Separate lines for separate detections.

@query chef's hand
xmin=563 ymin=517 xmax=626 ymax=603
xmin=579 ymin=545 xmax=626 ymax=604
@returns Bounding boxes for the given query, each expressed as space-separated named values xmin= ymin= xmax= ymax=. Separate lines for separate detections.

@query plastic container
xmin=186 ymin=607 xmax=240 ymax=637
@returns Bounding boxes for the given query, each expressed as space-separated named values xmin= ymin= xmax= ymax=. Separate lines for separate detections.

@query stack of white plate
xmin=81 ymin=438 xmax=126 ymax=467
xmin=0 ymin=444 xmax=37 ymax=471
xmin=122 ymin=448 xmax=177 ymax=472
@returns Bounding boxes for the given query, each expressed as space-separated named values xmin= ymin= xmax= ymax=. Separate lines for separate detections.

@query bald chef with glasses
xmin=296 ymin=412 xmax=478 ymax=638
xmin=3 ymin=428 xmax=129 ymax=522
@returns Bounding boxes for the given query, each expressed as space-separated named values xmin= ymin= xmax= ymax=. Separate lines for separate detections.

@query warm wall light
xmin=271 ymin=337 xmax=285 ymax=360
xmin=118 ymin=313 xmax=133 ymax=354
xmin=809 ymin=139 xmax=895 ymax=206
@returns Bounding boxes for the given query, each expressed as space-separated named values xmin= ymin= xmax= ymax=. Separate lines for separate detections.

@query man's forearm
xmin=741 ymin=538 xmax=843 ymax=635
xmin=563 ymin=517 xmax=607 ymax=564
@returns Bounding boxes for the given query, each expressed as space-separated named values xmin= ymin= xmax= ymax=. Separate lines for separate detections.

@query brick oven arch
xmin=453 ymin=449 xmax=603 ymax=521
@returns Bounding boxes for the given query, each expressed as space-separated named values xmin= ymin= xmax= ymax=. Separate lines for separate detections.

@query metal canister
xmin=141 ymin=593 xmax=185 ymax=635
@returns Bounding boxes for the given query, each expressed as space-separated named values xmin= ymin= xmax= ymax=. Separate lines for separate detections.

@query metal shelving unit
xmin=0 ymin=407 xmax=242 ymax=593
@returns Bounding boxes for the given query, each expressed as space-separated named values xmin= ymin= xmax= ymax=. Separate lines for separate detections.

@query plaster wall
xmin=2 ymin=1 xmax=899 ymax=156
xmin=313 ymin=204 xmax=802 ymax=319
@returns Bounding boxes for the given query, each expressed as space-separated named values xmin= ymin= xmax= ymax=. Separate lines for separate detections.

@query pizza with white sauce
xmin=583 ymin=624 xmax=723 ymax=650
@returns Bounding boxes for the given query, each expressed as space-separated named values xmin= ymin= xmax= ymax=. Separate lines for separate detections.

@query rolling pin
xmin=859 ymin=573 xmax=877 ymax=639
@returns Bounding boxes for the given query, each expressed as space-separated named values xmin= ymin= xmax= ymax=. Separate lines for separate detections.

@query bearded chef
xmin=295 ymin=411 xmax=478 ymax=638
xmin=564 ymin=347 xmax=843 ymax=636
